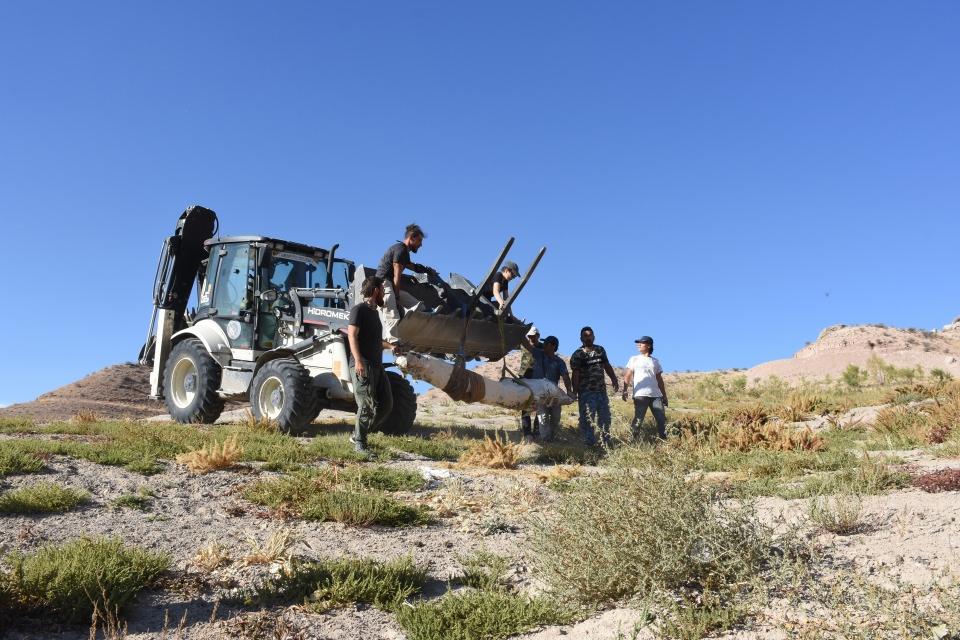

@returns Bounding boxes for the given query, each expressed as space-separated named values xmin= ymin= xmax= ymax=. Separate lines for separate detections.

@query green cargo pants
xmin=350 ymin=360 xmax=393 ymax=445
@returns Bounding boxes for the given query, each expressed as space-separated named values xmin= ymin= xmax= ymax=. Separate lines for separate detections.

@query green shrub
xmin=238 ymin=556 xmax=425 ymax=612
xmin=0 ymin=482 xmax=89 ymax=514
xmin=456 ymin=552 xmax=510 ymax=592
xmin=842 ymin=365 xmax=867 ymax=388
xmin=0 ymin=537 xmax=168 ymax=623
xmin=396 ymin=590 xmax=572 ymax=640
xmin=339 ymin=465 xmax=424 ymax=492
xmin=531 ymin=461 xmax=775 ymax=606
xmin=786 ymin=457 xmax=909 ymax=499
xmin=0 ymin=445 xmax=45 ymax=476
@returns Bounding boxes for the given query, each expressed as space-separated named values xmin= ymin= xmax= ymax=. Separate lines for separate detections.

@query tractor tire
xmin=249 ymin=358 xmax=319 ymax=435
xmin=376 ymin=371 xmax=417 ymax=435
xmin=163 ymin=338 xmax=225 ymax=424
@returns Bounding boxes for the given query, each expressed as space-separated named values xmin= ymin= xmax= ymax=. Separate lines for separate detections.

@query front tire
xmin=249 ymin=358 xmax=318 ymax=435
xmin=163 ymin=338 xmax=225 ymax=424
xmin=376 ymin=371 xmax=417 ymax=435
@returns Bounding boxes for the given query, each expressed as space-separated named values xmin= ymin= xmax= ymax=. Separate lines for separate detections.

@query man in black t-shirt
xmin=375 ymin=223 xmax=436 ymax=343
xmin=480 ymin=261 xmax=520 ymax=312
xmin=569 ymin=326 xmax=620 ymax=447
xmin=347 ymin=275 xmax=394 ymax=454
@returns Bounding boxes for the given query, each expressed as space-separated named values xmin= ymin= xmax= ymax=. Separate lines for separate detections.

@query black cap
xmin=503 ymin=260 xmax=520 ymax=277
xmin=635 ymin=336 xmax=653 ymax=344
xmin=543 ymin=335 xmax=559 ymax=348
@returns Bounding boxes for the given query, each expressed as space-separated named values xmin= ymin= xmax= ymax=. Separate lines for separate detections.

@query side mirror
xmin=259 ymin=289 xmax=279 ymax=302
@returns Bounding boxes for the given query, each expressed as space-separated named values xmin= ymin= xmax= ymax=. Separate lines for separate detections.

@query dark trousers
xmin=632 ymin=396 xmax=667 ymax=441
xmin=350 ymin=360 xmax=393 ymax=444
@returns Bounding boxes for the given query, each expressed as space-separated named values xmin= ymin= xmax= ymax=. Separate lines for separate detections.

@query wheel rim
xmin=256 ymin=376 xmax=285 ymax=419
xmin=170 ymin=356 xmax=198 ymax=409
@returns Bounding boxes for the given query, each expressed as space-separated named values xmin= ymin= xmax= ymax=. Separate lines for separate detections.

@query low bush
xmin=374 ymin=434 xmax=470 ymax=461
xmin=715 ymin=422 xmax=824 ymax=452
xmin=531 ymin=460 xmax=776 ymax=607
xmin=807 ymin=493 xmax=866 ymax=534
xmin=338 ymin=465 xmax=424 ymax=492
xmin=724 ymin=404 xmax=770 ymax=428
xmin=456 ymin=551 xmax=510 ymax=592
xmin=0 ymin=537 xmax=168 ymax=623
xmin=914 ymin=469 xmax=960 ymax=493
xmin=0 ymin=445 xmax=45 ymax=476
xmin=786 ymin=457 xmax=909 ymax=499
xmin=395 ymin=589 xmax=572 ymax=640
xmin=301 ymin=490 xmax=429 ymax=526
xmin=239 ymin=556 xmax=425 ymax=612
xmin=0 ymin=482 xmax=89 ymax=514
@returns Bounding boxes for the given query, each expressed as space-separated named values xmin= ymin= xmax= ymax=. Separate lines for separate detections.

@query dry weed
xmin=193 ymin=542 xmax=232 ymax=572
xmin=726 ymin=404 xmax=770 ymax=428
xmin=459 ymin=433 xmax=523 ymax=469
xmin=88 ymin=596 xmax=128 ymax=640
xmin=716 ymin=422 xmax=824 ymax=452
xmin=176 ymin=435 xmax=243 ymax=473
xmin=242 ymin=410 xmax=278 ymax=433
xmin=429 ymin=478 xmax=486 ymax=517
xmin=243 ymin=527 xmax=294 ymax=566
xmin=532 ymin=464 xmax=583 ymax=484
xmin=74 ymin=410 xmax=101 ymax=424
xmin=777 ymin=391 xmax=825 ymax=422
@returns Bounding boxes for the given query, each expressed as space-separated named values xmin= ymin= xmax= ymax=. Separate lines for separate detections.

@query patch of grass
xmin=0 ymin=482 xmax=89 ymax=514
xmin=534 ymin=442 xmax=600 ymax=465
xmin=870 ymin=405 xmax=930 ymax=448
xmin=0 ymin=417 xmax=36 ymax=433
xmin=0 ymin=537 xmax=168 ymax=624
xmin=785 ymin=457 xmax=909 ymax=499
xmin=175 ymin=434 xmax=243 ymax=473
xmin=110 ymin=487 xmax=155 ymax=511
xmin=373 ymin=434 xmax=470 ymax=461
xmin=396 ymin=589 xmax=573 ymax=640
xmin=459 ymin=434 xmax=524 ymax=469
xmin=0 ymin=444 xmax=46 ymax=476
xmin=715 ymin=422 xmax=825 ymax=452
xmin=807 ymin=493 xmax=866 ymax=534
xmin=243 ymin=473 xmax=430 ymax=526
xmin=301 ymin=490 xmax=430 ymax=526
xmin=339 ymin=465 xmax=425 ymax=492
xmin=531 ymin=459 xmax=778 ymax=608
xmin=239 ymin=556 xmax=426 ymax=612
xmin=456 ymin=551 xmax=510 ymax=592
xmin=305 ymin=434 xmax=393 ymax=462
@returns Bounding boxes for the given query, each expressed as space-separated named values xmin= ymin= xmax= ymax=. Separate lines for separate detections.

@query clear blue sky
xmin=1 ymin=2 xmax=958 ymax=405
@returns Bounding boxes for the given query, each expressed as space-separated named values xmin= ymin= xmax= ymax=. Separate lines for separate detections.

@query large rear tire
xmin=249 ymin=358 xmax=318 ymax=435
xmin=163 ymin=338 xmax=225 ymax=424
xmin=376 ymin=371 xmax=417 ymax=435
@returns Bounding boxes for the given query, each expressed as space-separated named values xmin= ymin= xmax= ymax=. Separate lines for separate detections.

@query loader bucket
xmin=395 ymin=311 xmax=531 ymax=361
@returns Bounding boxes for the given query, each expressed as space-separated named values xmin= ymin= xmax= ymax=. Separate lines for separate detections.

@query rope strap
xmin=442 ymin=360 xmax=487 ymax=403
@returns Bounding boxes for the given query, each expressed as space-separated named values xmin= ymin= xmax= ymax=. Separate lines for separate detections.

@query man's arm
xmin=492 ymin=281 xmax=507 ymax=308
xmin=520 ymin=335 xmax=534 ymax=352
xmin=392 ymin=262 xmax=405 ymax=292
xmin=656 ymin=372 xmax=668 ymax=406
xmin=561 ymin=370 xmax=573 ymax=396
xmin=622 ymin=367 xmax=634 ymax=400
xmin=571 ymin=369 xmax=580 ymax=396
xmin=347 ymin=325 xmax=365 ymax=377
xmin=603 ymin=361 xmax=620 ymax=392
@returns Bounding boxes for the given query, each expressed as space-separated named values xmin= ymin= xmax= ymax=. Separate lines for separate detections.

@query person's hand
xmin=662 ymin=397 xmax=669 ymax=407
xmin=611 ymin=380 xmax=620 ymax=393
xmin=621 ymin=390 xmax=629 ymax=401
xmin=355 ymin=359 xmax=366 ymax=378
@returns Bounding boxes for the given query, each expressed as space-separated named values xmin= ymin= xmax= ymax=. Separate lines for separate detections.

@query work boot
xmin=350 ymin=436 xmax=371 ymax=459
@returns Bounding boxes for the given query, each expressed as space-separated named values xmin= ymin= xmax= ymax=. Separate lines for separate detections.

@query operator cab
xmin=196 ymin=236 xmax=354 ymax=351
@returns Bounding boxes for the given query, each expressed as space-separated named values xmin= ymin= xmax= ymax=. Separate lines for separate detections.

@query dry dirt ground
xmin=3 ymin=319 xmax=960 ymax=639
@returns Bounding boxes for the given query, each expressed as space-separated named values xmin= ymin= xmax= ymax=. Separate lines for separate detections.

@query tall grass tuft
xmin=175 ymin=434 xmax=243 ymax=473
xmin=459 ymin=433 xmax=524 ymax=469
xmin=0 ymin=482 xmax=89 ymax=514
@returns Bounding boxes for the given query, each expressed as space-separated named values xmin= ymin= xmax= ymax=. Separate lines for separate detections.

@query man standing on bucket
xmin=375 ymin=223 xmax=436 ymax=343
xmin=570 ymin=326 xmax=620 ymax=447
xmin=623 ymin=336 xmax=668 ymax=441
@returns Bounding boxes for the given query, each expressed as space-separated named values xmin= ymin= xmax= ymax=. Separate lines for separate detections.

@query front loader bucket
xmin=395 ymin=311 xmax=531 ymax=361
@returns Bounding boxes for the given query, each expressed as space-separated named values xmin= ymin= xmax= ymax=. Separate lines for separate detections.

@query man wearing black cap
xmin=480 ymin=261 xmax=520 ymax=312
xmin=570 ymin=326 xmax=620 ymax=447
xmin=623 ymin=336 xmax=668 ymax=441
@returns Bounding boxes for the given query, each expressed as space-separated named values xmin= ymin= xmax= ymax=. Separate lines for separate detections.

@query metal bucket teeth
xmin=395 ymin=311 xmax=530 ymax=361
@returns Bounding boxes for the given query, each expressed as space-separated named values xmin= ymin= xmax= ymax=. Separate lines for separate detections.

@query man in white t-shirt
xmin=623 ymin=336 xmax=668 ymax=441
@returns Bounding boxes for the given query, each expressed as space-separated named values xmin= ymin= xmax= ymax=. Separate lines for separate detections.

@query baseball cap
xmin=543 ymin=335 xmax=559 ymax=348
xmin=635 ymin=336 xmax=654 ymax=344
xmin=527 ymin=325 xmax=540 ymax=337
xmin=503 ymin=260 xmax=520 ymax=277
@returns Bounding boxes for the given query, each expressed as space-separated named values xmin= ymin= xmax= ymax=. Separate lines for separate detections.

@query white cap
xmin=527 ymin=325 xmax=540 ymax=337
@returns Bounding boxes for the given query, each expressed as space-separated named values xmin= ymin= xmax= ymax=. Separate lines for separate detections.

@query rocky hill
xmin=746 ymin=319 xmax=960 ymax=384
